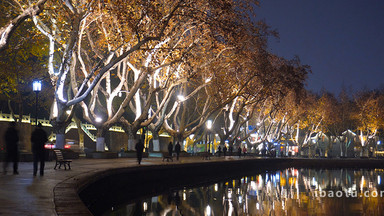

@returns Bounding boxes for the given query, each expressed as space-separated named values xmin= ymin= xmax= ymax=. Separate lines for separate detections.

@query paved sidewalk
xmin=0 ymin=156 xmax=241 ymax=216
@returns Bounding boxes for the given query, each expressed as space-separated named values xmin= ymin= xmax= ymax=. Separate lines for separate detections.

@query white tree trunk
xmin=128 ymin=138 xmax=136 ymax=151
xmin=340 ymin=141 xmax=344 ymax=157
xmin=56 ymin=134 xmax=65 ymax=149
xmin=96 ymin=137 xmax=105 ymax=152
xmin=153 ymin=139 xmax=160 ymax=152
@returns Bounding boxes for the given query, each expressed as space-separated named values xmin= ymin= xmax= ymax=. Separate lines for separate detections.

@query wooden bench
xmin=162 ymin=153 xmax=173 ymax=162
xmin=54 ymin=149 xmax=72 ymax=170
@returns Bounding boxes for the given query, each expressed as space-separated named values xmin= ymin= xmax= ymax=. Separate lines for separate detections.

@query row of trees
xmin=221 ymin=87 xmax=384 ymax=157
xmin=4 ymin=1 xmax=380 ymax=156
xmin=0 ymin=0 xmax=311 ymax=152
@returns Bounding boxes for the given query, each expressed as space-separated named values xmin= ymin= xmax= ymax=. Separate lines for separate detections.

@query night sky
xmin=256 ymin=0 xmax=384 ymax=95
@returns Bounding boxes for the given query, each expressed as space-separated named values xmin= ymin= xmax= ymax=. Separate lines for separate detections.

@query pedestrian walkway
xmin=0 ymin=155 xmax=245 ymax=216
xmin=4 ymin=156 xmax=379 ymax=216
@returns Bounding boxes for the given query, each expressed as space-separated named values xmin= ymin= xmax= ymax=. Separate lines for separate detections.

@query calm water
xmin=104 ymin=168 xmax=384 ymax=215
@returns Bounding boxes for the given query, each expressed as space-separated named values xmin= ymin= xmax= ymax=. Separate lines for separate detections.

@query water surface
xmin=104 ymin=168 xmax=384 ymax=215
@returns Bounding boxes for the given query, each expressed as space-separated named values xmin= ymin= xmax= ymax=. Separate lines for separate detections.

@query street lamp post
xmin=33 ymin=80 xmax=42 ymax=126
xmin=206 ymin=120 xmax=212 ymax=153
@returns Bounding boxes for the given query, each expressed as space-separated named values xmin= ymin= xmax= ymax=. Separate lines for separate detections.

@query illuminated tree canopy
xmin=5 ymin=0 xmax=382 ymax=157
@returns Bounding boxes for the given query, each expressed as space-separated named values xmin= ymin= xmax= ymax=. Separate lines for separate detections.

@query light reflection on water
xmin=104 ymin=168 xmax=384 ymax=215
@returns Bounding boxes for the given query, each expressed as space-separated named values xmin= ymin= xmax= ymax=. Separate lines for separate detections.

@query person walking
xmin=168 ymin=142 xmax=173 ymax=157
xmin=229 ymin=145 xmax=233 ymax=156
xmin=242 ymin=146 xmax=247 ymax=157
xmin=135 ymin=139 xmax=144 ymax=165
xmin=31 ymin=122 xmax=48 ymax=176
xmin=217 ymin=146 xmax=222 ymax=157
xmin=3 ymin=122 xmax=19 ymax=175
xmin=223 ymin=145 xmax=227 ymax=157
xmin=175 ymin=142 xmax=181 ymax=160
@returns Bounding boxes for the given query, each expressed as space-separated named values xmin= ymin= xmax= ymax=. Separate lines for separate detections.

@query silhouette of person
xmin=175 ymin=142 xmax=181 ymax=160
xmin=135 ymin=139 xmax=144 ymax=164
xmin=31 ymin=122 xmax=48 ymax=176
xmin=229 ymin=145 xmax=233 ymax=156
xmin=242 ymin=146 xmax=247 ymax=157
xmin=223 ymin=145 xmax=227 ymax=157
xmin=217 ymin=146 xmax=222 ymax=157
xmin=174 ymin=191 xmax=181 ymax=206
xmin=237 ymin=146 xmax=242 ymax=158
xmin=3 ymin=121 xmax=19 ymax=175
xmin=168 ymin=142 xmax=173 ymax=157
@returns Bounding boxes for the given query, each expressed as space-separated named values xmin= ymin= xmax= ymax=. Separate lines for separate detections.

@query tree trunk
xmin=54 ymin=124 xmax=66 ymax=149
xmin=340 ymin=140 xmax=344 ymax=157
xmin=79 ymin=132 xmax=84 ymax=152
xmin=96 ymin=137 xmax=105 ymax=152
xmin=152 ymin=132 xmax=160 ymax=152
xmin=128 ymin=138 xmax=136 ymax=151
xmin=74 ymin=116 xmax=84 ymax=153
xmin=96 ymin=129 xmax=106 ymax=152
xmin=360 ymin=147 xmax=365 ymax=157
xmin=50 ymin=100 xmax=70 ymax=149
xmin=127 ymin=128 xmax=137 ymax=151
xmin=56 ymin=134 xmax=66 ymax=149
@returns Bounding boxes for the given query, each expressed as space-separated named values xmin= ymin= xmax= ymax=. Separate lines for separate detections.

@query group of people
xmin=134 ymin=140 xmax=182 ymax=164
xmin=134 ymin=138 xmax=249 ymax=165
xmin=217 ymin=145 xmax=247 ymax=157
xmin=168 ymin=141 xmax=181 ymax=160
xmin=3 ymin=122 xmax=47 ymax=176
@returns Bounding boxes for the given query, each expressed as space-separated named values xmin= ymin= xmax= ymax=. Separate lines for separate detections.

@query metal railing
xmin=0 ymin=111 xmax=170 ymax=142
